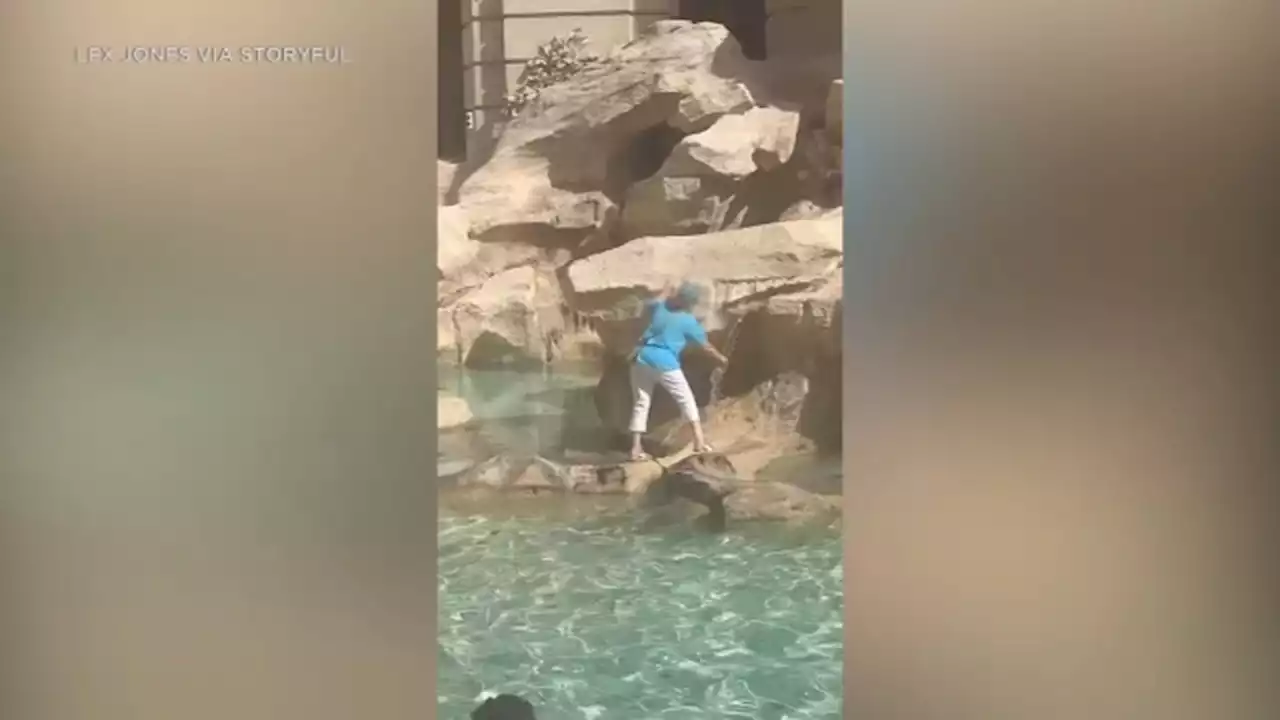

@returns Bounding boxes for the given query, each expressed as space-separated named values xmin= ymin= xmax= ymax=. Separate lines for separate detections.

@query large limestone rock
xmin=669 ymin=107 xmax=801 ymax=177
xmin=718 ymin=271 xmax=844 ymax=453
xmin=446 ymin=266 xmax=566 ymax=368
xmin=723 ymin=481 xmax=840 ymax=522
xmin=726 ymin=265 xmax=843 ymax=366
xmin=452 ymin=449 xmax=838 ymax=525
xmin=438 ymin=205 xmax=478 ymax=281
xmin=438 ymin=392 xmax=473 ymax=430
xmin=456 ymin=21 xmax=762 ymax=247
xmin=639 ymin=450 xmax=840 ymax=527
xmin=437 ymin=204 xmax=552 ymax=305
xmin=566 ymin=214 xmax=843 ymax=334
xmin=620 ymin=105 xmax=802 ymax=238
xmin=454 ymin=454 xmax=631 ymax=495
xmin=639 ymin=452 xmax=739 ymax=531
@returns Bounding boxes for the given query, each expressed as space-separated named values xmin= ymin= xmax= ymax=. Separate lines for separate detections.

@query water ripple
xmin=439 ymin=514 xmax=843 ymax=719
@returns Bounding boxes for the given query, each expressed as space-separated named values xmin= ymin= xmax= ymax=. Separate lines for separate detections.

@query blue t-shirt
xmin=635 ymin=299 xmax=708 ymax=372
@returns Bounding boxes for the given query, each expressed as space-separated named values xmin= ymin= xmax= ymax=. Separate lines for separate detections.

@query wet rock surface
xmin=445 ymin=441 xmax=839 ymax=530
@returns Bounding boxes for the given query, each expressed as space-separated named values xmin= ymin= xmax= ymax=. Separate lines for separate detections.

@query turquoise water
xmin=438 ymin=366 xmax=843 ymax=718
xmin=438 ymin=363 xmax=597 ymax=424
xmin=438 ymin=364 xmax=604 ymax=464
xmin=438 ymin=514 xmax=843 ymax=719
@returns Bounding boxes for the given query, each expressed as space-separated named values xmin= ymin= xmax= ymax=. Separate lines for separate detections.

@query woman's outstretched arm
xmin=695 ymin=340 xmax=730 ymax=367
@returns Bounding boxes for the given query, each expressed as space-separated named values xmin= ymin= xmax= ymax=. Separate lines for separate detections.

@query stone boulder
xmin=639 ymin=452 xmax=839 ymax=526
xmin=437 ymin=414 xmax=493 ymax=484
xmin=717 ymin=271 xmax=844 ymax=453
xmin=438 ymin=392 xmax=473 ymax=430
xmin=620 ymin=105 xmax=802 ymax=238
xmin=724 ymin=481 xmax=840 ymax=523
xmin=714 ymin=371 xmax=810 ymax=439
xmin=456 ymin=21 xmax=763 ymax=248
xmin=667 ymin=106 xmax=801 ymax=177
xmin=566 ymin=214 xmax=843 ymax=340
xmin=437 ymin=205 xmax=478 ymax=282
xmin=761 ymin=122 xmax=843 ymax=216
xmin=445 ymin=266 xmax=566 ymax=368
xmin=640 ymin=452 xmax=739 ymax=531
xmin=448 ymin=448 xmax=839 ymax=526
xmin=437 ymin=204 xmax=552 ymax=305
xmin=455 ymin=454 xmax=631 ymax=495
xmin=721 ymin=266 xmax=843 ymax=375
xmin=454 ymin=456 xmax=536 ymax=491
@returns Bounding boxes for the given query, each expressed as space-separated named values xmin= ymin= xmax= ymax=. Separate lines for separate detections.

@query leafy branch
xmin=503 ymin=29 xmax=600 ymax=118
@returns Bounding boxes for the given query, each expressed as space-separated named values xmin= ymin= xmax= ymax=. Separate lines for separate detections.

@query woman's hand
xmin=700 ymin=344 xmax=730 ymax=367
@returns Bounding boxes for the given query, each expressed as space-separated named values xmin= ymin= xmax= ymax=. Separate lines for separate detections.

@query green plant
xmin=503 ymin=29 xmax=600 ymax=118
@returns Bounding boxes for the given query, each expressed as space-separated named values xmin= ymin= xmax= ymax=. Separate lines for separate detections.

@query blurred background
xmin=842 ymin=1 xmax=1277 ymax=718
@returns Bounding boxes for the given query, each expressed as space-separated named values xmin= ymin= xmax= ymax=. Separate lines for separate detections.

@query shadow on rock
xmin=640 ymin=452 xmax=739 ymax=533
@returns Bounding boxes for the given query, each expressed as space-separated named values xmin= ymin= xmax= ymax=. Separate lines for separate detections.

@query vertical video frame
xmin=438 ymin=2 xmax=844 ymax=718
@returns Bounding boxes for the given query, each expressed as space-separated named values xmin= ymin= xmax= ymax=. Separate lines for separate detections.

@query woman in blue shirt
xmin=628 ymin=281 xmax=729 ymax=460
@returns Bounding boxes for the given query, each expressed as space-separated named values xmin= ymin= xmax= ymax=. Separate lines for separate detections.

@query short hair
xmin=675 ymin=281 xmax=702 ymax=306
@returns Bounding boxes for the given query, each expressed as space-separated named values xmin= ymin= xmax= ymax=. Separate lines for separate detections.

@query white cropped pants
xmin=629 ymin=363 xmax=700 ymax=433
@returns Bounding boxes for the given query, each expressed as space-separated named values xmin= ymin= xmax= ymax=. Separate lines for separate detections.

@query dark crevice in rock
xmin=571 ymin=220 xmax=625 ymax=260
xmin=464 ymin=331 xmax=542 ymax=371
xmin=592 ymin=120 xmax=692 ymax=250
xmin=717 ymin=311 xmax=771 ymax=398
xmin=529 ymin=91 xmax=683 ymax=194
xmin=612 ymin=122 xmax=689 ymax=188
xmin=473 ymin=222 xmax=592 ymax=250
xmin=798 ymin=353 xmax=842 ymax=454
xmin=553 ymin=264 xmax=579 ymax=319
